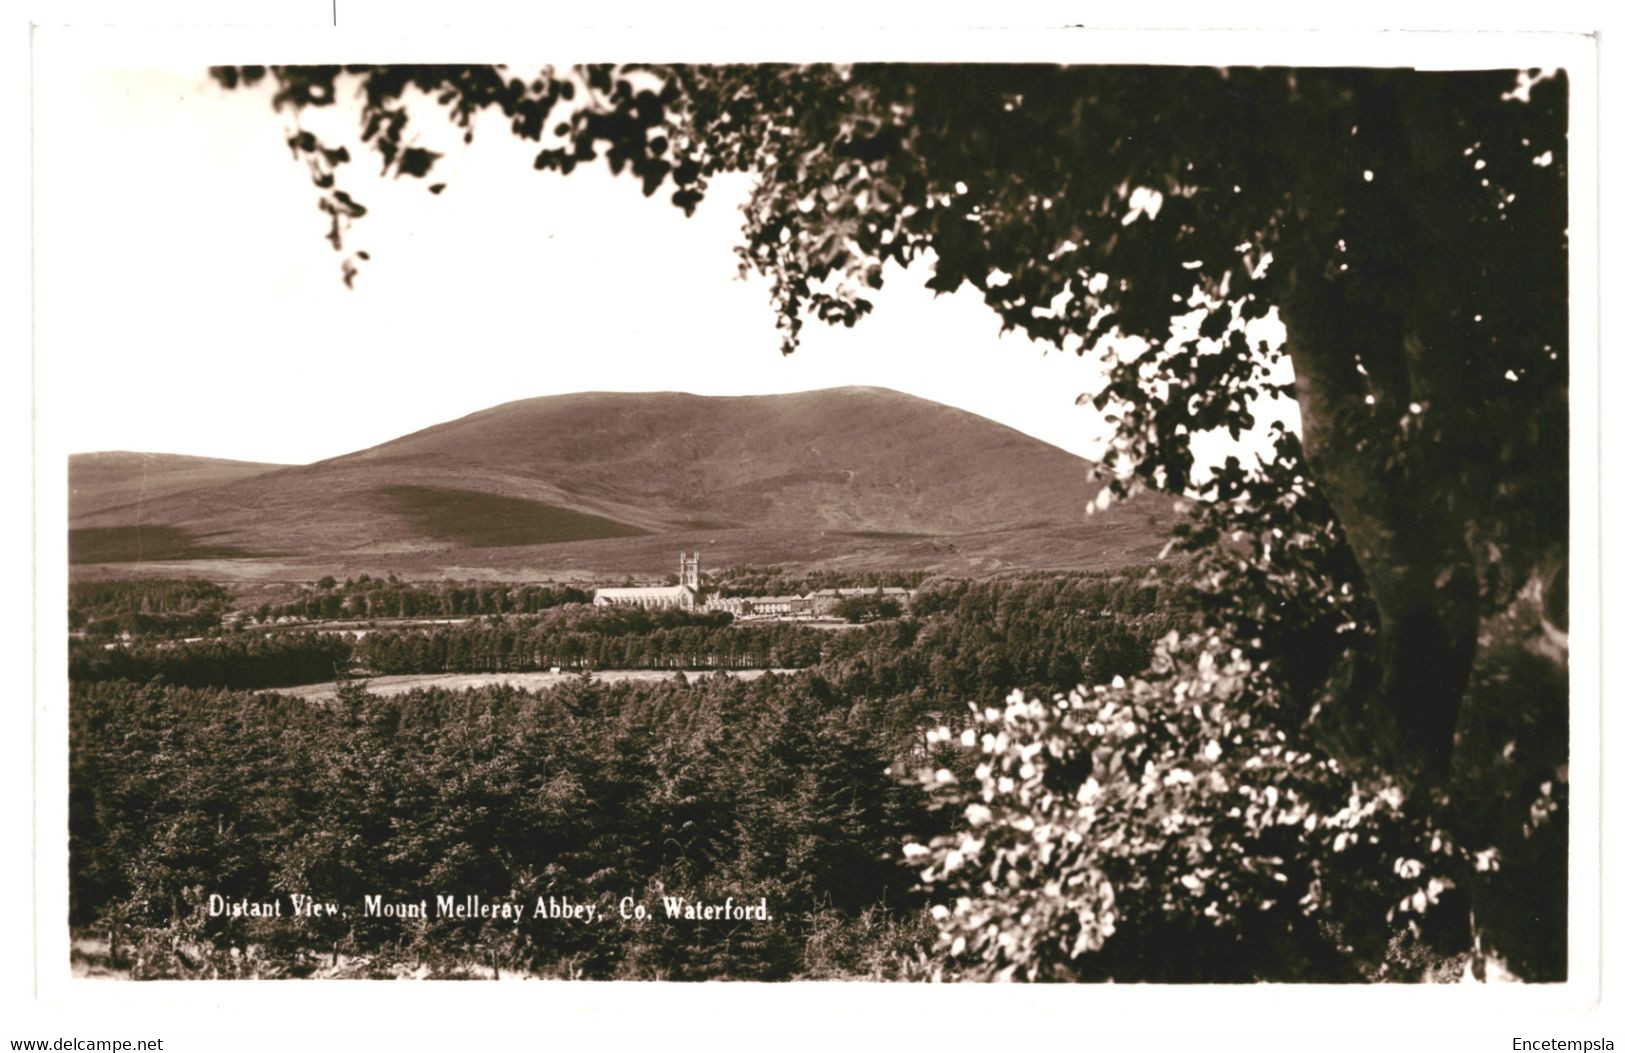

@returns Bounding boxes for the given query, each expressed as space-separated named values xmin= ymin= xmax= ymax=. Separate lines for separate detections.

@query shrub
xmin=907 ymin=631 xmax=1468 ymax=981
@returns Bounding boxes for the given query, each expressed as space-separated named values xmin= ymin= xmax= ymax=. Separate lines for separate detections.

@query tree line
xmin=69 ymin=578 xmax=231 ymax=638
xmin=69 ymin=574 xmax=1186 ymax=698
xmin=353 ymin=618 xmax=827 ymax=675
xmin=707 ymin=565 xmax=928 ymax=598
xmin=253 ymin=574 xmax=592 ymax=623
xmin=813 ymin=574 xmax=1182 ymax=746
xmin=69 ymin=633 xmax=353 ymax=690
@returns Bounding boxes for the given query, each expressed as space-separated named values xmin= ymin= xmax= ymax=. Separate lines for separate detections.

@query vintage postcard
xmin=20 ymin=13 xmax=1606 ymax=1051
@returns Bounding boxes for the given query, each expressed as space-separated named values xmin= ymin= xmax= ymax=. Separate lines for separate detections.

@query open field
xmin=271 ymin=666 xmax=797 ymax=701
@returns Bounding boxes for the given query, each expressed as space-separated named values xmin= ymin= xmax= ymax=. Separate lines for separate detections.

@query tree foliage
xmin=910 ymin=633 xmax=1470 ymax=981
xmin=352 ymin=609 xmax=827 ymax=674
xmin=69 ymin=577 xmax=231 ymax=637
xmin=254 ymin=575 xmax=592 ymax=622
xmin=69 ymin=631 xmax=353 ymax=689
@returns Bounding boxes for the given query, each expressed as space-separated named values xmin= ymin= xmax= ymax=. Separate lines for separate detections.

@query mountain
xmin=69 ymin=452 xmax=287 ymax=520
xmin=68 ymin=388 xmax=1176 ymax=578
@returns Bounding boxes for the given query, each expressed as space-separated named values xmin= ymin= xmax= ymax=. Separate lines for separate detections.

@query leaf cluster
xmin=910 ymin=632 xmax=1466 ymax=981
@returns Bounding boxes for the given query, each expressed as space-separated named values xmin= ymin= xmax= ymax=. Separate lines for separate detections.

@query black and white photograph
xmin=13 ymin=9 xmax=1613 ymax=1051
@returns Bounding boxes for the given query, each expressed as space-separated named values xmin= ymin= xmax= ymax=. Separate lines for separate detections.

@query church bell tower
xmin=679 ymin=552 xmax=700 ymax=590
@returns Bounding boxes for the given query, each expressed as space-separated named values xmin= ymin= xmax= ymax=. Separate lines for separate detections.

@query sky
xmin=33 ymin=62 xmax=1149 ymax=467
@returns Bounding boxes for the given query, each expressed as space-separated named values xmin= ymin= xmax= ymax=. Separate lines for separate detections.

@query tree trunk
xmin=1277 ymin=271 xmax=1480 ymax=789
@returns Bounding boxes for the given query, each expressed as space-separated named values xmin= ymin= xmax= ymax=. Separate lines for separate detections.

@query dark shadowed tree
xmin=215 ymin=63 xmax=1569 ymax=978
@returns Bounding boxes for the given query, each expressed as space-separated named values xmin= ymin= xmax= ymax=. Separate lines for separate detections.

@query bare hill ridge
xmin=69 ymin=387 xmax=1175 ymax=578
xmin=69 ymin=452 xmax=287 ymax=520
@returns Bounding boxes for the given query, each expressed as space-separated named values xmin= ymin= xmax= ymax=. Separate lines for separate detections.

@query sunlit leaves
xmin=909 ymin=632 xmax=1462 ymax=981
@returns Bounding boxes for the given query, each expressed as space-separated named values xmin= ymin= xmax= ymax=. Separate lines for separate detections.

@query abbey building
xmin=592 ymin=553 xmax=702 ymax=610
xmin=592 ymin=553 xmax=913 ymax=619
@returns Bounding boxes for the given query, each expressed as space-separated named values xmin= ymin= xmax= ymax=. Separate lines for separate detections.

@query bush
xmin=907 ymin=631 xmax=1469 ymax=981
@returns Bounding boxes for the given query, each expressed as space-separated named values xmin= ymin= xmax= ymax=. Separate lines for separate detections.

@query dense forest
xmin=69 ymin=578 xmax=231 ymax=638
xmin=70 ymin=675 xmax=944 ymax=979
xmin=69 ymin=569 xmax=1192 ymax=979
xmin=70 ymin=564 xmax=1489 ymax=981
xmin=69 ymin=632 xmax=355 ymax=690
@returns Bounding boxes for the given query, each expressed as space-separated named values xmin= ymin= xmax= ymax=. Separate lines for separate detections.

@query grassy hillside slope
xmin=69 ymin=388 xmax=1175 ymax=578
